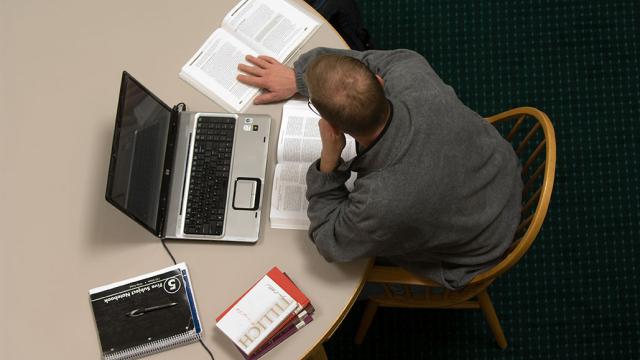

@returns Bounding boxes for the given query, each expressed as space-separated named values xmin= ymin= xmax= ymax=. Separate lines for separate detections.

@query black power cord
xmin=161 ymin=238 xmax=178 ymax=265
xmin=161 ymin=238 xmax=215 ymax=360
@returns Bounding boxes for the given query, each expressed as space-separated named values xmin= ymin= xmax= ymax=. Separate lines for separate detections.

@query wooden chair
xmin=354 ymin=107 xmax=557 ymax=348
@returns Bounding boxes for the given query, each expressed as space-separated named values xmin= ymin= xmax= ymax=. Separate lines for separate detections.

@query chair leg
xmin=354 ymin=300 xmax=379 ymax=344
xmin=477 ymin=290 xmax=508 ymax=349
xmin=305 ymin=343 xmax=328 ymax=360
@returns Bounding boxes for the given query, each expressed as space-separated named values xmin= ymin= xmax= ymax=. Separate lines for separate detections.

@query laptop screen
xmin=106 ymin=72 xmax=173 ymax=234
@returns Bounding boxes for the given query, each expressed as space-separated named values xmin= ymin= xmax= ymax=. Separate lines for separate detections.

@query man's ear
xmin=376 ymin=74 xmax=385 ymax=87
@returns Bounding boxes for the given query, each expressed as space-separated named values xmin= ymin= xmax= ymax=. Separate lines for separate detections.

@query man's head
xmin=304 ymin=54 xmax=389 ymax=137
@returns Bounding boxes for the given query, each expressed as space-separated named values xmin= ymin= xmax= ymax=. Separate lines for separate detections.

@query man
xmin=237 ymin=48 xmax=522 ymax=290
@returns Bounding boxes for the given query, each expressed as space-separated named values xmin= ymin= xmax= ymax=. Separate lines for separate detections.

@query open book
xmin=270 ymin=100 xmax=357 ymax=230
xmin=180 ymin=0 xmax=320 ymax=112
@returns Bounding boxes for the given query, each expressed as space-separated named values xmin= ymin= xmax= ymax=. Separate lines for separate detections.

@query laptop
xmin=105 ymin=71 xmax=271 ymax=243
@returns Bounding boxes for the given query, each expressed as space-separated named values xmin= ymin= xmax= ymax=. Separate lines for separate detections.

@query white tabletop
xmin=0 ymin=0 xmax=369 ymax=359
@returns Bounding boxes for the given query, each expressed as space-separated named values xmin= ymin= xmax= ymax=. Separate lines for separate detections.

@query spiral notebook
xmin=89 ymin=263 xmax=202 ymax=360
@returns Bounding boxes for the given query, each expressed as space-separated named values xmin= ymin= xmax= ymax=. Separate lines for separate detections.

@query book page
xmin=222 ymin=0 xmax=320 ymax=61
xmin=270 ymin=162 xmax=311 ymax=230
xmin=277 ymin=99 xmax=357 ymax=164
xmin=179 ymin=28 xmax=259 ymax=112
xmin=270 ymin=100 xmax=358 ymax=230
xmin=270 ymin=161 xmax=357 ymax=230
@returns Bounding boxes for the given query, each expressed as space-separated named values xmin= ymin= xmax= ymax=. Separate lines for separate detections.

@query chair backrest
xmin=364 ymin=107 xmax=556 ymax=299
xmin=469 ymin=107 xmax=557 ymax=284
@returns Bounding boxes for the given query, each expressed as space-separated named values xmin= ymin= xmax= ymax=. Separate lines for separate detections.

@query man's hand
xmin=318 ymin=118 xmax=346 ymax=173
xmin=237 ymin=55 xmax=297 ymax=104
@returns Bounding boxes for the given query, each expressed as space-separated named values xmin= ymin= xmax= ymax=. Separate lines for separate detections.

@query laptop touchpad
xmin=233 ymin=178 xmax=261 ymax=210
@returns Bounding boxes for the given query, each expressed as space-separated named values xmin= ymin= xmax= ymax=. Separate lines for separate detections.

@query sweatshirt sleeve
xmin=305 ymin=160 xmax=385 ymax=262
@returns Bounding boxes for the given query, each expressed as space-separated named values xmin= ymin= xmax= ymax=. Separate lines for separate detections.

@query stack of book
xmin=216 ymin=266 xmax=314 ymax=359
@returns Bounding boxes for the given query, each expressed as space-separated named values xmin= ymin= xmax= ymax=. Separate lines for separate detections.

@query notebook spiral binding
xmin=104 ymin=330 xmax=201 ymax=360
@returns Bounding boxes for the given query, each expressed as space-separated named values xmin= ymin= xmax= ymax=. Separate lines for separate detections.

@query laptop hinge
xmin=156 ymin=103 xmax=187 ymax=238
xmin=173 ymin=102 xmax=187 ymax=113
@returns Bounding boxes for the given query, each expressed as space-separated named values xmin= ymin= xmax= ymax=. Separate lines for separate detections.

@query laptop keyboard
xmin=184 ymin=116 xmax=235 ymax=236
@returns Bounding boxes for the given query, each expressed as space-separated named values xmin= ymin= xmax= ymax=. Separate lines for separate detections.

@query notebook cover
xmin=89 ymin=263 xmax=201 ymax=358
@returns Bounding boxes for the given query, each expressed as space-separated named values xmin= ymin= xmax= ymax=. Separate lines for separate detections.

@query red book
xmin=264 ymin=269 xmax=311 ymax=339
xmin=216 ymin=267 xmax=312 ymax=356
xmin=244 ymin=313 xmax=314 ymax=360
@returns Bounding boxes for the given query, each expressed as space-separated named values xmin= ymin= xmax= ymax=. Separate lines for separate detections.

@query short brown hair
xmin=304 ymin=54 xmax=388 ymax=136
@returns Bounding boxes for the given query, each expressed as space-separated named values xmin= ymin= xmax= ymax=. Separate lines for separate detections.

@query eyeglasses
xmin=307 ymin=98 xmax=320 ymax=116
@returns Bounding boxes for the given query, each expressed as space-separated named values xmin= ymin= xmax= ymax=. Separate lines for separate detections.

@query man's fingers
xmin=258 ymin=55 xmax=279 ymax=64
xmin=319 ymin=118 xmax=343 ymax=136
xmin=238 ymin=63 xmax=264 ymax=76
xmin=237 ymin=74 xmax=265 ymax=88
xmin=245 ymin=55 xmax=270 ymax=68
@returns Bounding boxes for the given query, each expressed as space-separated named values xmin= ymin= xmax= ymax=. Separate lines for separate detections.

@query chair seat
xmin=354 ymin=107 xmax=556 ymax=350
xmin=367 ymin=265 xmax=494 ymax=307
xmin=367 ymin=266 xmax=440 ymax=286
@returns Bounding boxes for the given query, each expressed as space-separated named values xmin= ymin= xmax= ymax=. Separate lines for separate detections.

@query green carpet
xmin=324 ymin=1 xmax=640 ymax=359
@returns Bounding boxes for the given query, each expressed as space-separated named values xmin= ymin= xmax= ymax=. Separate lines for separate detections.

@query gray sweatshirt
xmin=294 ymin=48 xmax=522 ymax=290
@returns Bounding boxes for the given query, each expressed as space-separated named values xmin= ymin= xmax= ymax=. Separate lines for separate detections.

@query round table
xmin=0 ymin=0 xmax=369 ymax=359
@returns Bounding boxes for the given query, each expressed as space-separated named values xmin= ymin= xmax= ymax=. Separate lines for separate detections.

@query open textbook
xmin=270 ymin=100 xmax=357 ymax=230
xmin=180 ymin=0 xmax=320 ymax=112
